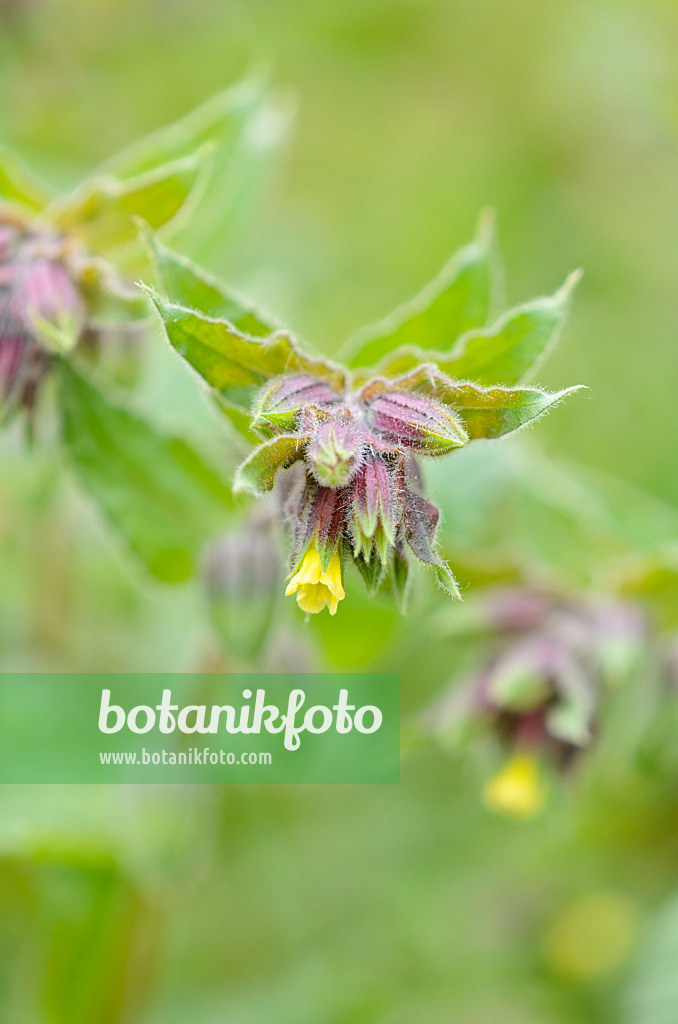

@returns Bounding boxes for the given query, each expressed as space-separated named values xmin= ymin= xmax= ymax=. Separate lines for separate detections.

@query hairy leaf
xmin=389 ymin=365 xmax=583 ymax=439
xmin=149 ymin=294 xmax=346 ymax=433
xmin=233 ymin=434 xmax=307 ymax=496
xmin=439 ymin=382 xmax=584 ymax=439
xmin=59 ymin=362 xmax=233 ymax=582
xmin=141 ymin=227 xmax=278 ymax=333
xmin=344 ymin=210 xmax=497 ymax=369
xmin=376 ymin=271 xmax=580 ymax=384
xmin=438 ymin=270 xmax=581 ymax=384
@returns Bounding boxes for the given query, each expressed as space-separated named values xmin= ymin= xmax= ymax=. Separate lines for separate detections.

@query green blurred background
xmin=2 ymin=0 xmax=678 ymax=1021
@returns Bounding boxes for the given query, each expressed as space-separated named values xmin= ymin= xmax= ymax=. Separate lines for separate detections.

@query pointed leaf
xmin=388 ymin=366 xmax=584 ymax=440
xmin=233 ymin=434 xmax=307 ymax=496
xmin=97 ymin=78 xmax=288 ymax=266
xmin=47 ymin=152 xmax=207 ymax=253
xmin=101 ymin=78 xmax=264 ymax=179
xmin=377 ymin=271 xmax=581 ymax=384
xmin=59 ymin=362 xmax=233 ymax=582
xmin=439 ymin=382 xmax=584 ymax=439
xmin=345 ymin=211 xmax=497 ymax=369
xmin=149 ymin=294 xmax=346 ymax=434
xmin=141 ymin=226 xmax=278 ymax=333
xmin=437 ymin=271 xmax=581 ymax=384
xmin=180 ymin=97 xmax=291 ymax=267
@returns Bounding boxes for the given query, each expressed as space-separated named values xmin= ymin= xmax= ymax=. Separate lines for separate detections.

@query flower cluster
xmin=253 ymin=370 xmax=468 ymax=616
xmin=0 ymin=218 xmax=86 ymax=414
xmin=429 ymin=586 xmax=646 ymax=818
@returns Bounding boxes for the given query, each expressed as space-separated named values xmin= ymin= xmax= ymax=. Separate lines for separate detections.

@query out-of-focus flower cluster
xmin=428 ymin=586 xmax=648 ymax=818
xmin=0 ymin=215 xmax=134 ymax=416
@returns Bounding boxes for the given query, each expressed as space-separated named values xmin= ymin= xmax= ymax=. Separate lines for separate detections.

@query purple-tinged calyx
xmin=362 ymin=386 xmax=467 ymax=455
xmin=350 ymin=453 xmax=398 ymax=562
xmin=252 ymin=373 xmax=340 ymax=436
xmin=10 ymin=255 xmax=85 ymax=353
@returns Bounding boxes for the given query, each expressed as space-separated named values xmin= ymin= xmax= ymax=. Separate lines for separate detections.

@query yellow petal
xmin=285 ymin=545 xmax=345 ymax=615
xmin=483 ymin=753 xmax=547 ymax=820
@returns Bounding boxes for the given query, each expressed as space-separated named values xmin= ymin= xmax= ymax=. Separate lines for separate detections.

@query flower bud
xmin=10 ymin=256 xmax=84 ymax=352
xmin=364 ymin=390 xmax=467 ymax=455
xmin=488 ymin=637 xmax=561 ymax=712
xmin=252 ymin=374 xmax=338 ymax=435
xmin=203 ymin=518 xmax=281 ymax=663
xmin=307 ymin=418 xmax=365 ymax=488
xmin=350 ymin=453 xmax=397 ymax=561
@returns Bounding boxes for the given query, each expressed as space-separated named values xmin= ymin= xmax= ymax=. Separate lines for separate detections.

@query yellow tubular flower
xmin=482 ymin=753 xmax=547 ymax=820
xmin=285 ymin=545 xmax=345 ymax=616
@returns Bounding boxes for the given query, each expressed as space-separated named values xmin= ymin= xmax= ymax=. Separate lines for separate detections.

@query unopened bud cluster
xmin=249 ymin=370 xmax=467 ymax=617
xmin=0 ymin=218 xmax=85 ymax=414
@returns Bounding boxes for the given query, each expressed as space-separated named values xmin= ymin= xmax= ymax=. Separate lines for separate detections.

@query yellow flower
xmin=285 ymin=545 xmax=345 ymax=616
xmin=482 ymin=753 xmax=547 ymax=820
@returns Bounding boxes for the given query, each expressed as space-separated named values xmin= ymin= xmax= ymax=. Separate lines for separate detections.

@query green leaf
xmin=441 ymin=382 xmax=584 ymax=439
xmin=101 ymin=76 xmax=264 ymax=179
xmin=149 ymin=293 xmax=346 ymax=435
xmin=438 ymin=270 xmax=581 ymax=384
xmin=141 ymin=226 xmax=278 ymax=333
xmin=389 ymin=366 xmax=584 ymax=439
xmin=59 ymin=361 xmax=233 ymax=582
xmin=178 ymin=97 xmax=291 ymax=267
xmin=46 ymin=151 xmax=208 ymax=253
xmin=0 ymin=147 xmax=55 ymax=211
xmin=376 ymin=271 xmax=581 ymax=384
xmin=344 ymin=210 xmax=497 ymax=369
xmin=233 ymin=435 xmax=307 ymax=496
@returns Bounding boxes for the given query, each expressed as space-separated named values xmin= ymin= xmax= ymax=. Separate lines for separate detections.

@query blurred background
xmin=2 ymin=0 xmax=678 ymax=1021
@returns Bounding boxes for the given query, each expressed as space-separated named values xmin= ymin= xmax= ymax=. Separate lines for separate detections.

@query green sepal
xmin=352 ymin=549 xmax=387 ymax=593
xmin=233 ymin=434 xmax=307 ymax=496
xmin=344 ymin=210 xmax=497 ymax=368
xmin=58 ymin=361 xmax=233 ymax=583
xmin=488 ymin=662 xmax=552 ymax=712
xmin=391 ymin=549 xmax=410 ymax=612
xmin=431 ymin=562 xmax=462 ymax=600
